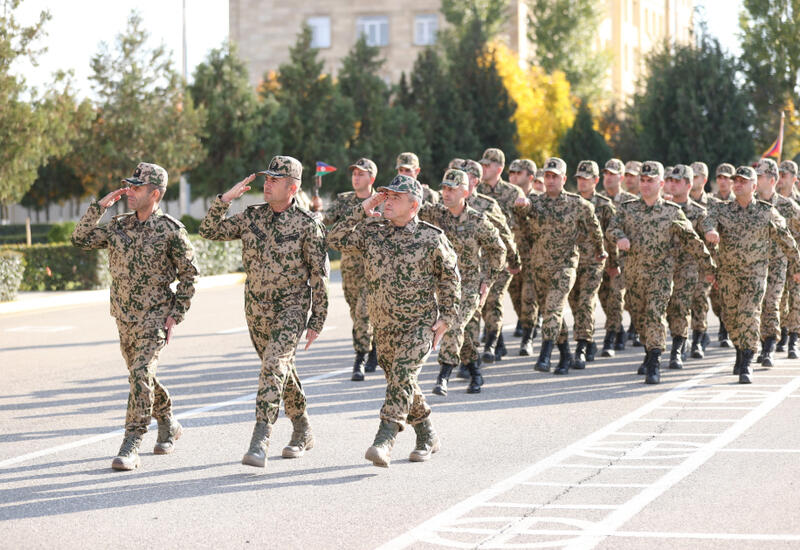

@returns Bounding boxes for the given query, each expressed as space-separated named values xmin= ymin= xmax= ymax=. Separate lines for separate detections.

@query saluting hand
xmin=222 ymin=174 xmax=256 ymax=203
xmin=362 ymin=192 xmax=386 ymax=217
xmin=98 ymin=188 xmax=130 ymax=209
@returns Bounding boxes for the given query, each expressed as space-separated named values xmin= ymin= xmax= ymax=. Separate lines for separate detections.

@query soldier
xmin=328 ymin=175 xmax=460 ymax=468
xmin=199 ymin=155 xmax=329 ymax=469
xmin=607 ymin=161 xmax=714 ymax=385
xmin=753 ymin=158 xmax=800 ymax=366
xmin=623 ymin=160 xmax=642 ymax=195
xmin=568 ymin=160 xmax=617 ymax=368
xmin=712 ymin=163 xmax=737 ymax=347
xmin=703 ymin=166 xmax=800 ymax=383
xmin=71 ymin=162 xmax=198 ymax=471
xmin=777 ymin=160 xmax=800 ymax=357
xmin=419 ymin=169 xmax=506 ymax=395
xmin=714 ymin=163 xmax=735 ymax=201
xmin=396 ymin=152 xmax=440 ymax=205
xmin=664 ymin=165 xmax=709 ymax=370
xmin=514 ymin=157 xmax=607 ymax=375
xmin=477 ymin=148 xmax=525 ymax=362
xmin=325 ymin=158 xmax=379 ymax=381
xmin=507 ymin=158 xmax=538 ymax=344
xmin=599 ymin=158 xmax=637 ymax=355
xmin=532 ymin=169 xmax=546 ymax=194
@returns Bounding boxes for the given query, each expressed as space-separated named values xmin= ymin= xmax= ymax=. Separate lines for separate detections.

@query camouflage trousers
xmin=760 ymin=258 xmax=788 ymax=340
xmin=375 ymin=324 xmax=433 ymax=428
xmin=481 ymin=269 xmax=513 ymax=334
xmin=625 ymin=267 xmax=673 ymax=351
xmin=533 ymin=264 xmax=576 ymax=344
xmin=666 ymin=261 xmax=699 ymax=339
xmin=342 ymin=269 xmax=373 ymax=354
xmin=780 ymin=276 xmax=800 ymax=332
xmin=598 ymin=270 xmax=625 ymax=333
xmin=719 ymin=268 xmax=768 ymax=351
xmin=568 ymin=261 xmax=605 ymax=341
xmin=246 ymin=295 xmax=308 ymax=425
xmin=691 ymin=279 xmax=712 ymax=333
xmin=509 ymin=265 xmax=538 ymax=329
xmin=440 ymin=285 xmax=481 ymax=366
xmin=710 ymin=282 xmax=724 ymax=320
xmin=116 ymin=320 xmax=172 ymax=436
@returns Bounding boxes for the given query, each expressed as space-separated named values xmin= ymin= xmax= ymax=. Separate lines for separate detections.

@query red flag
xmin=315 ymin=162 xmax=337 ymax=177
xmin=761 ymin=112 xmax=785 ymax=160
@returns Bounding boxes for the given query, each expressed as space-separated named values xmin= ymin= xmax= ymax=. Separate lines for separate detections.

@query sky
xmin=11 ymin=0 xmax=743 ymax=100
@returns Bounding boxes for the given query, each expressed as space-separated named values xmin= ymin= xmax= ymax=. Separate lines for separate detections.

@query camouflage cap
xmin=640 ymin=160 xmax=665 ymax=179
xmin=508 ymin=158 xmax=537 ymax=174
xmin=441 ymin=169 xmax=469 ymax=188
xmin=664 ymin=166 xmax=673 ymax=177
xmin=735 ymin=165 xmax=757 ymax=181
xmin=668 ymin=164 xmax=694 ymax=181
xmin=603 ymin=158 xmax=624 ymax=174
xmin=575 ymin=160 xmax=599 ymax=178
xmin=378 ymin=174 xmax=424 ymax=203
xmin=461 ymin=159 xmax=483 ymax=179
xmin=691 ymin=161 xmax=709 ymax=178
xmin=755 ymin=158 xmax=779 ymax=178
xmin=780 ymin=160 xmax=799 ymax=175
xmin=396 ymin=152 xmax=420 ymax=170
xmin=349 ymin=157 xmax=378 ymax=178
xmin=543 ymin=157 xmax=567 ymax=176
xmin=124 ymin=162 xmax=168 ymax=189
xmin=448 ymin=158 xmax=465 ymax=169
xmin=534 ymin=169 xmax=545 ymax=182
xmin=624 ymin=160 xmax=642 ymax=175
xmin=715 ymin=163 xmax=736 ymax=177
xmin=258 ymin=155 xmax=302 ymax=181
xmin=479 ymin=148 xmax=505 ymax=166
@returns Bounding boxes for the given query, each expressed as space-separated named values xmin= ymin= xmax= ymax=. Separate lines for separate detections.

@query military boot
xmin=637 ymin=352 xmax=648 ymax=375
xmin=282 ymin=413 xmax=314 ymax=458
xmin=601 ymin=331 xmax=615 ymax=357
xmin=351 ymin=351 xmax=367 ymax=381
xmin=554 ymin=342 xmax=573 ymax=375
xmin=111 ymin=432 xmax=143 ymax=471
xmin=409 ymin=419 xmax=440 ymax=462
xmin=466 ymin=362 xmax=483 ymax=393
xmin=573 ymin=340 xmax=588 ymax=370
xmin=457 ymin=363 xmax=471 ymax=379
xmin=732 ymin=347 xmax=743 ymax=375
xmin=535 ymin=340 xmax=554 ymax=372
xmin=761 ymin=337 xmax=777 ymax=367
xmin=153 ymin=417 xmax=183 ymax=455
xmin=788 ymin=332 xmax=799 ymax=359
xmin=701 ymin=331 xmax=711 ymax=351
xmin=432 ymin=363 xmax=455 ymax=396
xmin=627 ymin=323 xmax=636 ymax=341
xmin=690 ymin=330 xmax=704 ymax=359
xmin=242 ymin=421 xmax=271 ymax=468
xmin=534 ymin=317 xmax=542 ymax=339
xmin=482 ymin=331 xmax=498 ymax=364
xmin=631 ymin=331 xmax=643 ymax=347
xmin=739 ymin=349 xmax=755 ymax=384
xmin=614 ymin=330 xmax=626 ymax=351
xmin=513 ymin=320 xmax=523 ymax=337
xmin=519 ymin=327 xmax=533 ymax=356
xmin=586 ymin=340 xmax=597 ymax=362
xmin=718 ymin=322 xmax=732 ymax=348
xmin=669 ymin=336 xmax=686 ymax=369
xmin=645 ymin=349 xmax=662 ymax=385
xmin=365 ymin=419 xmax=401 ymax=468
xmin=495 ymin=332 xmax=507 ymax=360
xmin=777 ymin=327 xmax=788 ymax=352
xmin=365 ymin=343 xmax=378 ymax=372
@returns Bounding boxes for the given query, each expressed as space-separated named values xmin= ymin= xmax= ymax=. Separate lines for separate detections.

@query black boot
xmin=614 ymin=330 xmax=626 ymax=351
xmin=432 ymin=363 xmax=455 ymax=396
xmin=513 ymin=320 xmax=523 ymax=337
xmin=482 ymin=331 xmax=498 ymax=363
xmin=535 ymin=340 xmax=554 ymax=372
xmin=627 ymin=323 xmax=635 ymax=341
xmin=701 ymin=331 xmax=710 ymax=351
xmin=788 ymin=332 xmax=799 ymax=359
xmin=457 ymin=363 xmax=470 ymax=379
xmin=690 ymin=330 xmax=704 ymax=359
xmin=554 ymin=342 xmax=573 ymax=375
xmin=466 ymin=362 xmax=483 ymax=393
xmin=756 ymin=342 xmax=765 ymax=363
xmin=519 ymin=327 xmax=533 ymax=356
xmin=739 ymin=349 xmax=754 ymax=384
xmin=669 ymin=336 xmax=686 ymax=369
xmin=365 ymin=343 xmax=378 ymax=372
xmin=777 ymin=327 xmax=788 ymax=352
xmin=637 ymin=352 xmax=647 ymax=375
xmin=351 ymin=351 xmax=367 ymax=381
xmin=733 ymin=347 xmax=743 ymax=375
xmin=631 ymin=331 xmax=643 ymax=347
xmin=573 ymin=340 xmax=588 ymax=370
xmin=586 ymin=340 xmax=597 ymax=362
xmin=719 ymin=322 xmax=732 ymax=348
xmin=645 ymin=349 xmax=662 ymax=384
xmin=601 ymin=331 xmax=615 ymax=357
xmin=761 ymin=336 xmax=777 ymax=367
xmin=495 ymin=332 xmax=507 ymax=360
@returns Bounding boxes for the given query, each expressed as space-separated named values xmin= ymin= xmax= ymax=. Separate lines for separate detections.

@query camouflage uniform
xmin=779 ymin=161 xmax=800 ymax=341
xmin=71 ymin=163 xmax=198 ymax=438
xmin=506 ymin=159 xmax=539 ymax=333
xmin=687 ymin=188 xmax=724 ymax=334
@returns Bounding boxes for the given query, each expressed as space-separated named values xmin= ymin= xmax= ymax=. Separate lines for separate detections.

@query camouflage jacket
xmin=422 ymin=184 xmax=440 ymax=205
xmin=476 ymin=179 xmax=525 ymax=231
xmin=199 ymin=196 xmax=329 ymax=333
xmin=607 ymin=197 xmax=714 ymax=275
xmin=602 ymin=189 xmax=638 ymax=205
xmin=71 ymin=202 xmax=198 ymax=328
xmin=324 ymin=191 xmax=375 ymax=276
xmin=514 ymin=190 xmax=606 ymax=271
xmin=327 ymin=206 xmax=461 ymax=331
xmin=761 ymin=192 xmax=800 ymax=262
xmin=419 ymin=203 xmax=506 ymax=291
xmin=672 ymin=199 xmax=709 ymax=271
xmin=577 ymin=192 xmax=618 ymax=269
xmin=467 ymin=192 xmax=520 ymax=270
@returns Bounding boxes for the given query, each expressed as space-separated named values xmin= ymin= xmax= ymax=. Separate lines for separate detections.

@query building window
xmin=357 ymin=16 xmax=389 ymax=47
xmin=307 ymin=17 xmax=331 ymax=49
xmin=414 ymin=14 xmax=438 ymax=46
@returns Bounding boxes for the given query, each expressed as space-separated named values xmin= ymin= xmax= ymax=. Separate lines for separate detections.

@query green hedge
xmin=0 ymin=250 xmax=26 ymax=301
xmin=47 ymin=221 xmax=77 ymax=243
xmin=188 ymin=236 xmax=243 ymax=276
xmin=0 ymin=224 xmax=52 ymax=245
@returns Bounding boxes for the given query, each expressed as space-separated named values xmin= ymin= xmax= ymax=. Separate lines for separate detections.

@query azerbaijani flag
xmin=761 ymin=112 xmax=785 ymax=159
xmin=315 ymin=162 xmax=337 ymax=177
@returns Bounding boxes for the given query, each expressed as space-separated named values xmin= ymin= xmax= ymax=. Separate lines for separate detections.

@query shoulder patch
xmin=161 ymin=213 xmax=185 ymax=229
xmin=419 ymin=220 xmax=444 ymax=233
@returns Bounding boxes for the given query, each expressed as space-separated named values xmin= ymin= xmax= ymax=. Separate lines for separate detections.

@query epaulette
xmin=756 ymin=199 xmax=773 ymax=208
xmin=622 ymin=198 xmax=639 ymax=205
xmin=562 ymin=191 xmax=580 ymax=198
xmin=594 ymin=193 xmax=612 ymax=204
xmin=337 ymin=191 xmax=355 ymax=199
xmin=687 ymin=198 xmax=707 ymax=212
xmin=466 ymin=206 xmax=485 ymax=220
xmin=419 ymin=220 xmax=444 ymax=233
xmin=663 ymin=200 xmax=681 ymax=208
xmin=161 ymin=213 xmax=185 ymax=229
xmin=245 ymin=202 xmax=268 ymax=211
xmin=295 ymin=204 xmax=321 ymax=223
xmin=111 ymin=212 xmax=134 ymax=222
xmin=475 ymin=192 xmax=499 ymax=206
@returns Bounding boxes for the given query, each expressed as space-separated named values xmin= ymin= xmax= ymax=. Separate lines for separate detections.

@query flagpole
xmin=778 ymin=111 xmax=785 ymax=163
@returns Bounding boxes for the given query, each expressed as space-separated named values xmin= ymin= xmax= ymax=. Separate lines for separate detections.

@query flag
xmin=315 ymin=161 xmax=337 ymax=177
xmin=761 ymin=111 xmax=785 ymax=160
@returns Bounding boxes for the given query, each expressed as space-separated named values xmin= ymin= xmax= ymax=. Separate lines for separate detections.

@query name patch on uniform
xmin=275 ymin=233 xmax=299 ymax=244
xmin=249 ymin=222 xmax=268 ymax=240
xmin=112 ymin=226 xmax=133 ymax=245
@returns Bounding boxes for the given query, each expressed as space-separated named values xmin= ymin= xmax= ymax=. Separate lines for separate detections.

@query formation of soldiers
xmin=72 ymin=149 xmax=800 ymax=473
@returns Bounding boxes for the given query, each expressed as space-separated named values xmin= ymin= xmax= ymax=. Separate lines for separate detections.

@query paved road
xmin=2 ymin=276 xmax=800 ymax=549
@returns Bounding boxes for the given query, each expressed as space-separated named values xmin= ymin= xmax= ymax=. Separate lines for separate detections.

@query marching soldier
xmin=712 ymin=163 xmax=737 ymax=346
xmin=777 ymin=160 xmax=800 ymax=357
xmin=507 ymin=159 xmax=538 ymax=346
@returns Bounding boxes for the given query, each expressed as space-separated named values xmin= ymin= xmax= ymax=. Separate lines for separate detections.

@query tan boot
xmin=153 ymin=417 xmax=183 ymax=455
xmin=111 ymin=433 xmax=143 ymax=471
xmin=364 ymin=420 xmax=400 ymax=468
xmin=409 ymin=419 xmax=440 ymax=462
xmin=282 ymin=413 xmax=314 ymax=458
xmin=242 ymin=421 xmax=271 ymax=468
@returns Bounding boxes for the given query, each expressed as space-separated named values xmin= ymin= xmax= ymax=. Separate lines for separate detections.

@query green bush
xmin=188 ymin=236 xmax=243 ymax=275
xmin=0 ymin=250 xmax=26 ymax=301
xmin=47 ymin=221 xmax=77 ymax=243
xmin=1 ymin=244 xmax=111 ymax=291
xmin=180 ymin=214 xmax=202 ymax=234
xmin=0 ymin=224 xmax=52 ymax=245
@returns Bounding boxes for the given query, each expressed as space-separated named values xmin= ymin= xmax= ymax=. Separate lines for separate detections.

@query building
xmin=229 ymin=0 xmax=694 ymax=105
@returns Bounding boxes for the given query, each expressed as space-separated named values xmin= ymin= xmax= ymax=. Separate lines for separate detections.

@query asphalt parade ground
xmin=2 ymin=274 xmax=800 ymax=549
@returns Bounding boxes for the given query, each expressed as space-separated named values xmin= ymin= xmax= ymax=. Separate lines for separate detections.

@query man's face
xmin=544 ymin=171 xmax=566 ymax=196
xmin=664 ymin=177 xmax=691 ymax=202
xmin=733 ymin=176 xmax=756 ymax=201
xmin=576 ymin=176 xmax=597 ymax=195
xmin=264 ymin=175 xmax=295 ymax=203
xmin=397 ymin=166 xmax=420 ymax=179
xmin=441 ymin=184 xmax=468 ymax=209
xmin=691 ymin=174 xmax=707 ymax=193
xmin=481 ymin=161 xmax=503 ymax=182
xmin=532 ymin=179 xmax=545 ymax=193
xmin=624 ymin=173 xmax=640 ymax=194
xmin=466 ymin=173 xmax=480 ymax=193
xmin=126 ymin=184 xmax=159 ymax=210
xmin=508 ymin=170 xmax=532 ymax=189
xmin=603 ymin=171 xmax=621 ymax=194
xmin=639 ymin=175 xmax=663 ymax=201
xmin=382 ymin=190 xmax=417 ymax=222
xmin=756 ymin=173 xmax=776 ymax=196
xmin=779 ymin=172 xmax=796 ymax=192
xmin=716 ymin=175 xmax=733 ymax=196
xmin=351 ymin=169 xmax=374 ymax=194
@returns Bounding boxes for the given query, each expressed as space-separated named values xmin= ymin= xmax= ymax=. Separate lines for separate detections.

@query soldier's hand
xmin=479 ymin=282 xmax=490 ymax=307
xmin=431 ymin=319 xmax=449 ymax=350
xmin=221 ymin=174 xmax=256 ymax=203
xmin=794 ymin=273 xmax=800 ymax=284
xmin=362 ymin=192 xmax=386 ymax=217
xmin=304 ymin=329 xmax=319 ymax=350
xmin=705 ymin=230 xmax=720 ymax=245
xmin=165 ymin=316 xmax=176 ymax=344
xmin=508 ymin=266 xmax=521 ymax=275
xmin=617 ymin=238 xmax=631 ymax=251
xmin=514 ymin=196 xmax=530 ymax=208
xmin=606 ymin=266 xmax=620 ymax=278
xmin=98 ymin=188 xmax=129 ymax=209
xmin=705 ymin=273 xmax=716 ymax=285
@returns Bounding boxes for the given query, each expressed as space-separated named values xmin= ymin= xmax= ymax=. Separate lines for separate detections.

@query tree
xmin=558 ymin=99 xmax=612 ymax=182
xmin=527 ymin=0 xmax=611 ymax=102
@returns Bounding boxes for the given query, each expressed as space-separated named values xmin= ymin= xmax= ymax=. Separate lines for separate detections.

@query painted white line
xmin=434 ymin=529 xmax=800 ymax=542
xmin=556 ymin=464 xmax=674 ymax=470
xmin=718 ymin=448 xmax=800 ymax=453
xmin=0 ymin=366 xmax=350 ymax=469
xmin=613 ymin=432 xmax=721 ymax=437
xmin=656 ymin=406 xmax=755 ymax=410
xmin=522 ymin=482 xmax=650 ymax=488
xmin=632 ymin=418 xmax=740 ymax=422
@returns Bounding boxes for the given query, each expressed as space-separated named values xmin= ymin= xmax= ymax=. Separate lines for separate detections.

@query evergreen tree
xmin=558 ymin=99 xmax=612 ymax=184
